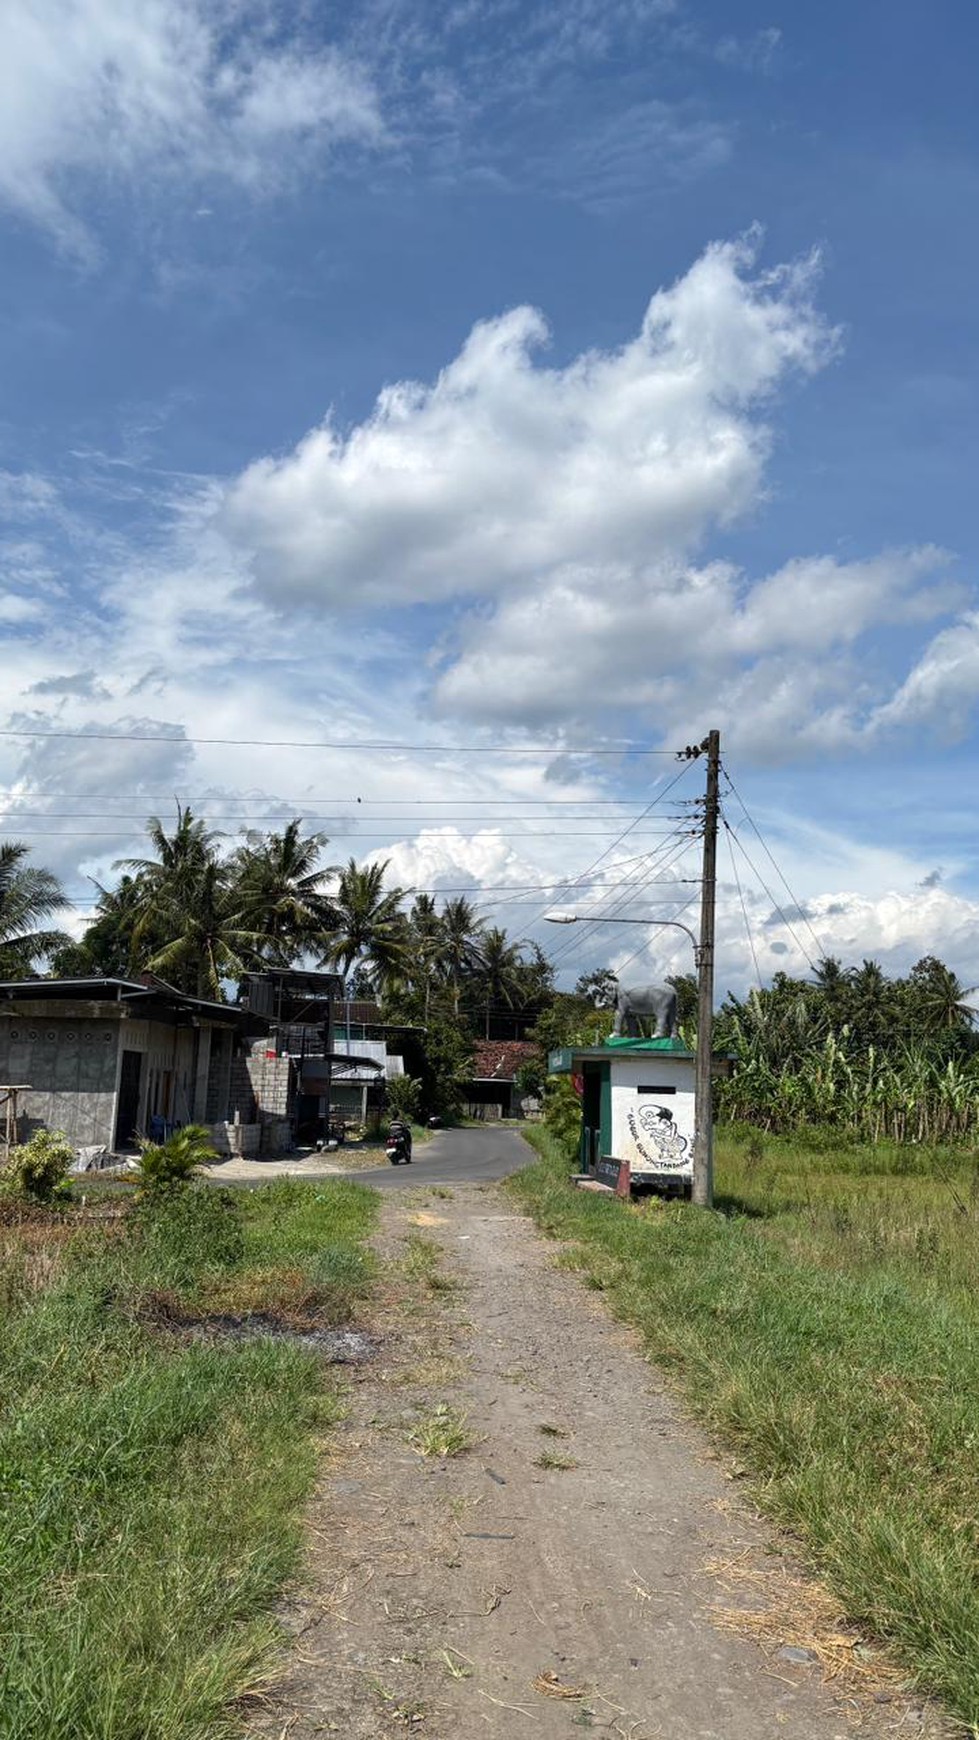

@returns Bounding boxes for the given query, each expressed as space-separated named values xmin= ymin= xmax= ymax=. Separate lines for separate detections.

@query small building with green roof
xmin=548 ymin=1036 xmax=697 ymax=1197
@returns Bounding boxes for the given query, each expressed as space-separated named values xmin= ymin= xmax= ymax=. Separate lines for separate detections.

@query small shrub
xmin=386 ymin=1075 xmax=422 ymax=1124
xmin=410 ymin=1403 xmax=472 ymax=1458
xmin=542 ymin=1076 xmax=583 ymax=1165
xmin=0 ymin=1129 xmax=74 ymax=1202
xmin=136 ymin=1124 xmax=218 ymax=1194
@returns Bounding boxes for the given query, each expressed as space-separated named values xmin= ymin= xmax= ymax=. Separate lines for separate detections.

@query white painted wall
xmin=609 ymin=1055 xmax=695 ymax=1179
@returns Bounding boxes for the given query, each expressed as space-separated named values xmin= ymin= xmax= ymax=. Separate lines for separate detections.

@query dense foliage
xmin=0 ymin=1129 xmax=74 ymax=1202
xmin=716 ymin=956 xmax=979 ymax=1140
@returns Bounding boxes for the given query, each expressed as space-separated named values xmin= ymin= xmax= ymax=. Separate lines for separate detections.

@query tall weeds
xmin=721 ymin=1030 xmax=979 ymax=1143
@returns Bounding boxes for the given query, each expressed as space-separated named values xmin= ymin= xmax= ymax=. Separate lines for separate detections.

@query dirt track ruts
xmin=247 ymin=1181 xmax=950 ymax=1740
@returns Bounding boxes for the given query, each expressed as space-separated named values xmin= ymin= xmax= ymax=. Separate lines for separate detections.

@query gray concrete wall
xmin=0 ymin=1010 xmax=121 ymax=1147
xmin=0 ymin=1006 xmax=250 ymax=1152
xmin=246 ymin=1048 xmax=293 ymax=1115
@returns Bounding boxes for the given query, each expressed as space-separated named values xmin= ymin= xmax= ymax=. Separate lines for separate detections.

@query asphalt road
xmin=341 ymin=1125 xmax=532 ymax=1190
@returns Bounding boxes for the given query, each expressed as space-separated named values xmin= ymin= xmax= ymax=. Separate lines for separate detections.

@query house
xmin=0 ymin=976 xmax=267 ymax=1157
xmin=298 ymin=1037 xmax=403 ymax=1130
xmin=466 ymin=1039 xmax=540 ymax=1121
xmin=238 ymin=975 xmax=404 ymax=1140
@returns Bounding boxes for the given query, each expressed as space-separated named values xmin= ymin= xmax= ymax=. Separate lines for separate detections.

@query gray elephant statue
xmin=610 ymin=980 xmax=679 ymax=1040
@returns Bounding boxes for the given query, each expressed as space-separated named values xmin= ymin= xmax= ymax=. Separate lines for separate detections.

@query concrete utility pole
xmin=692 ymin=730 xmax=720 ymax=1208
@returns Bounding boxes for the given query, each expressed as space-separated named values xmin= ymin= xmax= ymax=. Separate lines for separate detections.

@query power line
xmin=724 ymin=818 xmax=762 ymax=991
xmin=487 ymin=759 xmax=698 ymax=931
xmin=721 ymin=768 xmax=826 ymax=964
xmin=63 ymin=886 xmax=700 ymax=914
xmin=597 ymin=890 xmax=700 ymax=982
xmin=55 ymin=845 xmax=701 ymax=901
xmin=724 ymin=819 xmax=820 ymax=976
xmin=542 ymin=833 xmax=700 ymax=972
xmin=0 ymin=792 xmax=672 ymax=807
xmin=0 ymin=726 xmax=679 ymax=754
xmin=0 ymin=808 xmax=691 ymax=824
xmin=0 ymin=827 xmax=688 ymax=842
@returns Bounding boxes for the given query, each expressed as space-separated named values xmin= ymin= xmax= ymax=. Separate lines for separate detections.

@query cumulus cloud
xmin=0 ymin=0 xmax=383 ymax=252
xmin=202 ymin=234 xmax=973 ymax=758
xmin=871 ymin=611 xmax=979 ymax=740
xmin=224 ymin=236 xmax=837 ymax=608
xmin=715 ymin=881 xmax=979 ymax=993
xmin=363 ymin=828 xmax=549 ymax=896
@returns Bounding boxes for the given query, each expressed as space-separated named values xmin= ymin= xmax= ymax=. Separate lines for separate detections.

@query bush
xmin=133 ymin=1185 xmax=245 ymax=1286
xmin=136 ymin=1124 xmax=218 ymax=1194
xmin=0 ymin=1129 xmax=74 ymax=1202
xmin=542 ymin=1076 xmax=583 ymax=1165
xmin=385 ymin=1075 xmax=422 ymax=1124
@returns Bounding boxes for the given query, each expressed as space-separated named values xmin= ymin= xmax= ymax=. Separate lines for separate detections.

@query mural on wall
xmin=625 ymin=1103 xmax=689 ymax=1171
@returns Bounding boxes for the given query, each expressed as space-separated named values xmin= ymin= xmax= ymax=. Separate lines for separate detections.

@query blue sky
xmin=1 ymin=0 xmax=978 ymax=993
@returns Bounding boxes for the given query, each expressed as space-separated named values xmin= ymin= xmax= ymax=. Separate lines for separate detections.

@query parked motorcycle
xmin=386 ymin=1119 xmax=412 ymax=1165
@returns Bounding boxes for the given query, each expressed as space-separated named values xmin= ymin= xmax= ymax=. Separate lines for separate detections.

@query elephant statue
xmin=609 ymin=980 xmax=679 ymax=1040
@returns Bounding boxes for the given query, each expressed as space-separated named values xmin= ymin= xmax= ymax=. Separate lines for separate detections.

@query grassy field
xmin=514 ymin=1125 xmax=979 ymax=1730
xmin=0 ymin=1179 xmax=377 ymax=1740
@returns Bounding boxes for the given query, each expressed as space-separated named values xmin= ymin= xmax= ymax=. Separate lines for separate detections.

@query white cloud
xmin=713 ymin=27 xmax=782 ymax=74
xmin=224 ymin=236 xmax=837 ymax=609
xmin=871 ymin=611 xmax=979 ymax=740
xmin=363 ymin=828 xmax=548 ymax=896
xmin=141 ymin=234 xmax=976 ymax=760
xmin=714 ymin=881 xmax=979 ymax=995
xmin=0 ymin=0 xmax=383 ymax=252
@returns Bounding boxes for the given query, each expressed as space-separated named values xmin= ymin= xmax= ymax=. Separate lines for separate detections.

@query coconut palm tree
xmin=0 ymin=841 xmax=70 ymax=978
xmin=406 ymin=894 xmax=445 ymax=1020
xmin=473 ymin=926 xmax=527 ymax=1038
xmin=439 ymin=895 xmax=487 ymax=1017
xmin=906 ymin=955 xmax=978 ymax=1036
xmin=115 ymin=806 xmax=255 ymax=999
xmin=142 ymin=859 xmax=261 ymax=1002
xmin=231 ymin=820 xmax=339 ymax=965
xmin=116 ymin=806 xmax=217 ymax=949
xmin=50 ymin=874 xmax=158 ymax=979
xmin=319 ymin=859 xmax=408 ymax=992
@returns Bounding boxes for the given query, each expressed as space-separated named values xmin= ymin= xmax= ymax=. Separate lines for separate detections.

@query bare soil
xmin=246 ymin=1184 xmax=953 ymax=1740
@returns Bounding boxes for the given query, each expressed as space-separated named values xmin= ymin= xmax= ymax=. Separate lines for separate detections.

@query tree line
xmin=0 ymin=808 xmax=553 ymax=1033
xmin=3 ymin=811 xmax=978 ymax=1142
xmin=712 ymin=956 xmax=979 ymax=1142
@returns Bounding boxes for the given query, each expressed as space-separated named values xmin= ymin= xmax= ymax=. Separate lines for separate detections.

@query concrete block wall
xmin=0 ymin=1013 xmax=120 ymax=1148
xmin=246 ymin=1049 xmax=293 ymax=1116
xmin=205 ymin=1121 xmax=261 ymax=1157
xmin=229 ymin=1051 xmax=257 ymax=1122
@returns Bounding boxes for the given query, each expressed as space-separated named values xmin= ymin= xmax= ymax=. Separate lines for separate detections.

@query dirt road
xmin=249 ymin=1183 xmax=946 ymax=1739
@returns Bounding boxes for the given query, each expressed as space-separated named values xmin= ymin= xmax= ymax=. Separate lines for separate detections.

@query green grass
xmin=513 ymin=1126 xmax=979 ymax=1729
xmin=409 ymin=1403 xmax=473 ymax=1458
xmin=0 ymin=1178 xmax=378 ymax=1740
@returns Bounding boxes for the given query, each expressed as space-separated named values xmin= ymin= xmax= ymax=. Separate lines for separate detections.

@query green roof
xmin=602 ymin=1036 xmax=688 ymax=1052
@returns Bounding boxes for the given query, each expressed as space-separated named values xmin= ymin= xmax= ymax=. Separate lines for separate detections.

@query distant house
xmin=297 ymin=1037 xmax=403 ymax=1129
xmin=0 ymin=976 xmax=266 ymax=1156
xmin=466 ymin=1039 xmax=540 ymax=1121
xmin=238 ymin=979 xmax=404 ymax=1140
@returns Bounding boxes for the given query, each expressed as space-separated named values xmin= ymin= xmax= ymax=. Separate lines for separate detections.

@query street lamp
xmin=543 ymin=910 xmax=701 ymax=964
xmin=543 ymin=907 xmax=713 ymax=1207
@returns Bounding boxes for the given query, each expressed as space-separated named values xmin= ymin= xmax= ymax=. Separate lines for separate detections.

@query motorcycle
xmin=386 ymin=1121 xmax=412 ymax=1165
